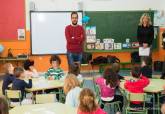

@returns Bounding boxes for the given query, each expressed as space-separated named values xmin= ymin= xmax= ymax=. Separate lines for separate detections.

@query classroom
xmin=0 ymin=0 xmax=165 ymax=114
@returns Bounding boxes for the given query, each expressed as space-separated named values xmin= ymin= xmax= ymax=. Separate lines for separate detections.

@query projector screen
xmin=30 ymin=11 xmax=83 ymax=55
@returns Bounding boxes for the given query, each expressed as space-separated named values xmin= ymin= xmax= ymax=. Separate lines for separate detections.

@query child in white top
xmin=63 ymin=74 xmax=82 ymax=107
xmin=23 ymin=59 xmax=39 ymax=78
xmin=69 ymin=63 xmax=83 ymax=82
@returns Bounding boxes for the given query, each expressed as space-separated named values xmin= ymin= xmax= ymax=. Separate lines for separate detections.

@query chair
xmin=94 ymin=83 xmax=121 ymax=114
xmin=35 ymin=94 xmax=56 ymax=104
xmin=51 ymin=89 xmax=65 ymax=103
xmin=80 ymin=79 xmax=84 ymax=88
xmin=103 ymin=101 xmax=121 ymax=114
xmin=125 ymin=92 xmax=148 ymax=114
xmin=93 ymin=83 xmax=101 ymax=105
xmin=5 ymin=90 xmax=22 ymax=107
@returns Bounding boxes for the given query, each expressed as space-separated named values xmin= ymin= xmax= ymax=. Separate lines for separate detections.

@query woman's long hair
xmin=139 ymin=13 xmax=152 ymax=27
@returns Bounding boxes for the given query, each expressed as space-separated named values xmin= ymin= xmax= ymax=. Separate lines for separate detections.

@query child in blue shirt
xmin=12 ymin=67 xmax=32 ymax=101
xmin=2 ymin=63 xmax=15 ymax=95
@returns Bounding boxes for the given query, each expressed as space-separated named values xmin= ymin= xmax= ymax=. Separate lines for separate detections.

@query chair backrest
xmin=94 ymin=84 xmax=100 ymax=98
xmin=5 ymin=90 xmax=22 ymax=106
xmin=35 ymin=94 xmax=56 ymax=104
xmin=5 ymin=90 xmax=21 ymax=99
xmin=93 ymin=84 xmax=101 ymax=105
xmin=127 ymin=93 xmax=145 ymax=102
xmin=80 ymin=79 xmax=84 ymax=88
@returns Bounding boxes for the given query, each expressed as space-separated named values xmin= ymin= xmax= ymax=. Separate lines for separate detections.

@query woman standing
xmin=137 ymin=13 xmax=154 ymax=54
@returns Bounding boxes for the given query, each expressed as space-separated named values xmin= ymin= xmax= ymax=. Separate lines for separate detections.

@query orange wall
xmin=0 ymin=28 xmax=165 ymax=72
xmin=0 ymin=31 xmax=68 ymax=72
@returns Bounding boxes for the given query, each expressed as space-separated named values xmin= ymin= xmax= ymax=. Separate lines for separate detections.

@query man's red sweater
xmin=124 ymin=75 xmax=150 ymax=104
xmin=65 ymin=25 xmax=85 ymax=53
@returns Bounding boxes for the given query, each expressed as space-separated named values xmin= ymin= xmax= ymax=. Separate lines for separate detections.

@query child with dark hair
xmin=45 ymin=55 xmax=64 ymax=80
xmin=140 ymin=56 xmax=152 ymax=78
xmin=2 ymin=63 xmax=15 ymax=95
xmin=125 ymin=66 xmax=149 ymax=94
xmin=45 ymin=55 xmax=64 ymax=101
xmin=12 ymin=67 xmax=32 ymax=102
xmin=69 ymin=63 xmax=83 ymax=82
xmin=77 ymin=88 xmax=107 ymax=114
xmin=95 ymin=68 xmax=123 ymax=113
xmin=124 ymin=66 xmax=150 ymax=111
xmin=112 ymin=63 xmax=124 ymax=80
xmin=24 ymin=59 xmax=39 ymax=78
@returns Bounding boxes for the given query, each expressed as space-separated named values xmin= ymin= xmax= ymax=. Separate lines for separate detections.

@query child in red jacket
xmin=124 ymin=66 xmax=149 ymax=103
xmin=124 ymin=66 xmax=149 ymax=94
xmin=124 ymin=66 xmax=152 ymax=113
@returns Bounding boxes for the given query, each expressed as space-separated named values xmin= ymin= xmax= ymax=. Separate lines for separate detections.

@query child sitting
xmin=2 ymin=63 xmax=15 ymax=95
xmin=124 ymin=66 xmax=150 ymax=94
xmin=124 ymin=66 xmax=150 ymax=110
xmin=24 ymin=59 xmax=39 ymax=78
xmin=112 ymin=63 xmax=124 ymax=80
xmin=95 ymin=68 xmax=123 ymax=113
xmin=45 ymin=55 xmax=64 ymax=80
xmin=69 ymin=62 xmax=83 ymax=82
xmin=140 ymin=57 xmax=152 ymax=78
xmin=77 ymin=88 xmax=107 ymax=114
xmin=64 ymin=74 xmax=82 ymax=107
xmin=12 ymin=67 xmax=32 ymax=103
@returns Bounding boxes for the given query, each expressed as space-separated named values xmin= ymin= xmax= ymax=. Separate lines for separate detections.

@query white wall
xmin=26 ymin=0 xmax=165 ymax=30
xmin=83 ymin=0 xmax=165 ymax=11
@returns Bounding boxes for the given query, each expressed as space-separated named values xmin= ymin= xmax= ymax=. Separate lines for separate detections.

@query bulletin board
xmin=0 ymin=0 xmax=25 ymax=40
xmin=85 ymin=11 xmax=158 ymax=52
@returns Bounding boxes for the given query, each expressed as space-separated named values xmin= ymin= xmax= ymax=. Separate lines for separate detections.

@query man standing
xmin=65 ymin=12 xmax=85 ymax=67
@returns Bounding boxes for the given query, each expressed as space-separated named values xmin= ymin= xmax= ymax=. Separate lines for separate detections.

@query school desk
xmin=25 ymin=77 xmax=64 ymax=92
xmin=9 ymin=102 xmax=77 ymax=114
xmin=8 ymin=77 xmax=64 ymax=92
xmin=120 ymin=79 xmax=165 ymax=114
xmin=7 ymin=77 xmax=64 ymax=103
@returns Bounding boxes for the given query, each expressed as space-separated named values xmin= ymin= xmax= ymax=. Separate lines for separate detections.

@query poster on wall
xmin=17 ymin=29 xmax=25 ymax=40
xmin=154 ymin=10 xmax=165 ymax=27
xmin=114 ymin=43 xmax=122 ymax=50
xmin=86 ymin=26 xmax=96 ymax=43
xmin=0 ymin=0 xmax=25 ymax=40
xmin=86 ymin=43 xmax=95 ymax=50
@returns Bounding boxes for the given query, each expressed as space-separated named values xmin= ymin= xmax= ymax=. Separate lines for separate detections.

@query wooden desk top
xmin=8 ymin=77 xmax=64 ymax=92
xmin=120 ymin=78 xmax=165 ymax=93
xmin=25 ymin=77 xmax=64 ymax=92
xmin=9 ymin=102 xmax=77 ymax=114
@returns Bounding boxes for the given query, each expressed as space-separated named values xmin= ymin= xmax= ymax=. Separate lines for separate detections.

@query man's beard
xmin=72 ymin=22 xmax=77 ymax=25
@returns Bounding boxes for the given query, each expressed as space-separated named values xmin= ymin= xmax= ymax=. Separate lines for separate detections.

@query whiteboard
xmin=30 ymin=11 xmax=82 ymax=55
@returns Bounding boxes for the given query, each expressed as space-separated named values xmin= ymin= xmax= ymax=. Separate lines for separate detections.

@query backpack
xmin=91 ymin=56 xmax=107 ymax=65
xmin=107 ymin=55 xmax=120 ymax=63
